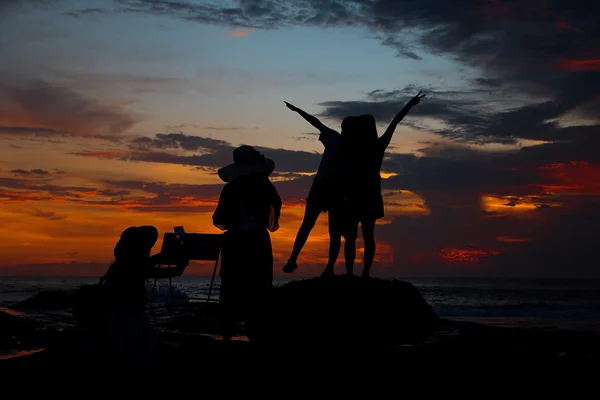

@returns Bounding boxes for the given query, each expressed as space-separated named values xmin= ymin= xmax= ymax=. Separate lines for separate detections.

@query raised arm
xmin=268 ymin=180 xmax=282 ymax=232
xmin=283 ymin=101 xmax=328 ymax=132
xmin=212 ymin=185 xmax=231 ymax=231
xmin=379 ymin=91 xmax=425 ymax=151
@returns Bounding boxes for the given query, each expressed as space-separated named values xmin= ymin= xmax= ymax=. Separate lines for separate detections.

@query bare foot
xmin=320 ymin=267 xmax=334 ymax=278
xmin=283 ymin=260 xmax=298 ymax=274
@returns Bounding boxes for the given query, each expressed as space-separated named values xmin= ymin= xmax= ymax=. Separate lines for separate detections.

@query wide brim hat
xmin=114 ymin=225 xmax=159 ymax=259
xmin=217 ymin=145 xmax=275 ymax=183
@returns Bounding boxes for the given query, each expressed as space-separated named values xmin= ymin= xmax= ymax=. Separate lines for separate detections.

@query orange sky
xmin=2 ymin=0 xmax=600 ymax=278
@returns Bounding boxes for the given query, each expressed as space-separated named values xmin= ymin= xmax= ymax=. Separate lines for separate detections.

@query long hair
xmin=339 ymin=115 xmax=379 ymax=192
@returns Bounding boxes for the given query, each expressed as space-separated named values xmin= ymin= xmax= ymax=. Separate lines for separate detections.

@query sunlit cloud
xmin=558 ymin=59 xmax=600 ymax=71
xmin=439 ymin=248 xmax=500 ymax=263
xmin=229 ymin=29 xmax=253 ymax=37
xmin=496 ymin=236 xmax=532 ymax=243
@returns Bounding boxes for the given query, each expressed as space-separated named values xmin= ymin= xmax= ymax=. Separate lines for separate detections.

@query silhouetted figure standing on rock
xmin=213 ymin=145 xmax=282 ymax=341
xmin=282 ymin=101 xmax=357 ymax=277
xmin=341 ymin=91 xmax=425 ymax=278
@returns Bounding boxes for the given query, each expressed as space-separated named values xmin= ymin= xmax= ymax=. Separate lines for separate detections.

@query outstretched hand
xmin=408 ymin=91 xmax=426 ymax=107
xmin=283 ymin=101 xmax=299 ymax=112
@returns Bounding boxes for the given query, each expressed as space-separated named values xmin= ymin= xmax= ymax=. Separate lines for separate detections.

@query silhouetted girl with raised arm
xmin=341 ymin=91 xmax=425 ymax=278
xmin=281 ymin=101 xmax=357 ymax=277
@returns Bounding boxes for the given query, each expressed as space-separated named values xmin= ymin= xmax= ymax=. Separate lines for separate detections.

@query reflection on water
xmin=203 ymin=334 xmax=249 ymax=341
xmin=0 ymin=307 xmax=22 ymax=316
xmin=0 ymin=348 xmax=46 ymax=360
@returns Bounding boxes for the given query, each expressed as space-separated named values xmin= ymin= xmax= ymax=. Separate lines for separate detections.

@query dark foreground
xmin=1 ymin=276 xmax=599 ymax=373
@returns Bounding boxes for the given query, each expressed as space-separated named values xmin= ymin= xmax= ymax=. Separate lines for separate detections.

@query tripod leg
xmin=207 ymin=258 xmax=218 ymax=303
xmin=168 ymin=265 xmax=173 ymax=304
xmin=151 ymin=276 xmax=158 ymax=302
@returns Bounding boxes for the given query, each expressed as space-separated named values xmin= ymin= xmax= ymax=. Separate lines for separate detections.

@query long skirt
xmin=218 ymin=228 xmax=274 ymax=337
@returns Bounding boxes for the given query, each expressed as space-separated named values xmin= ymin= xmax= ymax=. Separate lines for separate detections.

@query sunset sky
xmin=1 ymin=0 xmax=599 ymax=278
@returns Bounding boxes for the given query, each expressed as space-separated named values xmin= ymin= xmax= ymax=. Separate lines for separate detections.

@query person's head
xmin=358 ymin=114 xmax=378 ymax=145
xmin=114 ymin=225 xmax=158 ymax=260
xmin=340 ymin=116 xmax=359 ymax=150
xmin=217 ymin=145 xmax=275 ymax=183
xmin=341 ymin=116 xmax=357 ymax=135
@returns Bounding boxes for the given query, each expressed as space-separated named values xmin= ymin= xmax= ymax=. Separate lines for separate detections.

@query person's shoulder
xmin=220 ymin=181 xmax=236 ymax=194
xmin=319 ymin=127 xmax=340 ymax=144
xmin=321 ymin=126 xmax=340 ymax=136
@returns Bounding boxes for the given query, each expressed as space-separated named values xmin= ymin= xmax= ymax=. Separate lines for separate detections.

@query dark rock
xmin=248 ymin=275 xmax=439 ymax=348
xmin=14 ymin=290 xmax=78 ymax=311
xmin=0 ymin=311 xmax=37 ymax=337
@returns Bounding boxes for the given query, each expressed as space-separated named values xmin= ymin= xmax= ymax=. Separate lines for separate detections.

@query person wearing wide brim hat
xmin=212 ymin=145 xmax=281 ymax=342
xmin=217 ymin=145 xmax=275 ymax=183
xmin=95 ymin=225 xmax=188 ymax=366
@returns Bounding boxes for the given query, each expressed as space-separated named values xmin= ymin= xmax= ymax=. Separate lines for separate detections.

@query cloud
xmin=5 ymin=0 xmax=600 ymax=278
xmin=10 ymin=169 xmax=31 ymax=176
xmin=33 ymin=209 xmax=67 ymax=221
xmin=11 ymin=168 xmax=53 ymax=176
xmin=203 ymin=126 xmax=241 ymax=131
xmin=128 ymin=133 xmax=230 ymax=151
xmin=74 ymin=133 xmax=324 ymax=173
xmin=64 ymin=8 xmax=108 ymax=18
xmin=0 ymin=125 xmax=67 ymax=136
xmin=0 ymin=78 xmax=140 ymax=136
xmin=91 ymin=0 xmax=600 ymax=149
xmin=229 ymin=29 xmax=252 ymax=37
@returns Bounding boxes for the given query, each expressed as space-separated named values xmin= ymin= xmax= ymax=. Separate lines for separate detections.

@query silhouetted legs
xmin=342 ymin=218 xmax=376 ymax=278
xmin=360 ymin=218 xmax=376 ymax=278
xmin=321 ymin=209 xmax=342 ymax=277
xmin=343 ymin=219 xmax=358 ymax=276
xmin=283 ymin=201 xmax=321 ymax=273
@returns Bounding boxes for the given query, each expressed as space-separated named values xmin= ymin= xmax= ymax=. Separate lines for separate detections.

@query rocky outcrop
xmin=14 ymin=290 xmax=78 ymax=311
xmin=248 ymin=275 xmax=439 ymax=348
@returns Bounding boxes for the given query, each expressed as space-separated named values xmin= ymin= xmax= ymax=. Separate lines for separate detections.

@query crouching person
xmin=99 ymin=225 xmax=188 ymax=366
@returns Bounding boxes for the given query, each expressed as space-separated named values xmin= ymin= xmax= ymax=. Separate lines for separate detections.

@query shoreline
xmin=1 ymin=276 xmax=599 ymax=370
xmin=2 ymin=316 xmax=599 ymax=371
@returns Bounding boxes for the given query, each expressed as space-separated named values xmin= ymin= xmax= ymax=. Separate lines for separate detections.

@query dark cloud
xmin=0 ymin=78 xmax=140 ymax=136
xmin=0 ymin=125 xmax=66 ymax=136
xmin=293 ymin=132 xmax=320 ymax=141
xmin=10 ymin=169 xmax=31 ymax=176
xmin=318 ymin=83 xmax=600 ymax=146
xmin=11 ymin=168 xmax=53 ymax=176
xmin=5 ymin=0 xmax=600 ymax=278
xmin=129 ymin=133 xmax=230 ymax=151
xmin=89 ymin=0 xmax=600 ymax=149
xmin=0 ymin=176 xmax=103 ymax=201
xmin=76 ymin=133 xmax=323 ymax=173
xmin=64 ymin=8 xmax=108 ymax=18
xmin=33 ymin=209 xmax=67 ymax=221
xmin=318 ymin=85 xmax=499 ymax=142
xmin=203 ymin=126 xmax=241 ymax=131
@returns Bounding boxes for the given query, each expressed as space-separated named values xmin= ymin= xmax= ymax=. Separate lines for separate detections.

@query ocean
xmin=1 ymin=276 xmax=600 ymax=333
